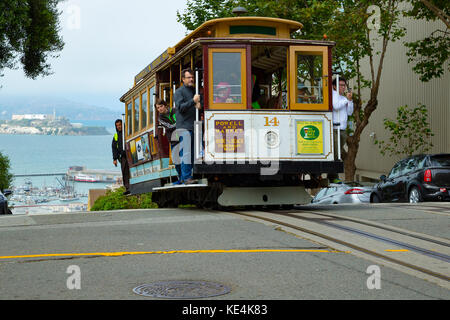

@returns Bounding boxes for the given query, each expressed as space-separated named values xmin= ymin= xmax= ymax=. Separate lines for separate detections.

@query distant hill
xmin=0 ymin=95 xmax=122 ymax=121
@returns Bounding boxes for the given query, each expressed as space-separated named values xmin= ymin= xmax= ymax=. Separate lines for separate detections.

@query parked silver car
xmin=311 ymin=182 xmax=373 ymax=204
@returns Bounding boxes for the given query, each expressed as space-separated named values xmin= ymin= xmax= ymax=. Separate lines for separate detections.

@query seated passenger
xmin=298 ymin=83 xmax=317 ymax=103
xmin=266 ymin=93 xmax=282 ymax=109
xmin=214 ymin=82 xmax=234 ymax=103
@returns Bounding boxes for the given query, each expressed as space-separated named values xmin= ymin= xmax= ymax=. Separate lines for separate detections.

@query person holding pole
xmin=173 ymin=68 xmax=202 ymax=185
xmin=332 ymin=76 xmax=353 ymax=160
xmin=328 ymin=76 xmax=353 ymax=183
xmin=112 ymin=119 xmax=130 ymax=195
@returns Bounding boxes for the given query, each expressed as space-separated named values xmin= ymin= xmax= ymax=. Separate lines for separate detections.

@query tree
xmin=177 ymin=0 xmax=407 ymax=181
xmin=404 ymin=0 xmax=449 ymax=29
xmin=177 ymin=0 xmax=337 ymax=38
xmin=0 ymin=0 xmax=64 ymax=81
xmin=375 ymin=104 xmax=434 ymax=159
xmin=338 ymin=1 xmax=406 ymax=180
xmin=403 ymin=0 xmax=449 ymax=82
xmin=0 ymin=151 xmax=13 ymax=191
xmin=177 ymin=0 xmax=239 ymax=31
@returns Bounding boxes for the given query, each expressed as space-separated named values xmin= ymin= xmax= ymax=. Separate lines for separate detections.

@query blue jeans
xmin=177 ymin=130 xmax=194 ymax=181
xmin=171 ymin=142 xmax=182 ymax=180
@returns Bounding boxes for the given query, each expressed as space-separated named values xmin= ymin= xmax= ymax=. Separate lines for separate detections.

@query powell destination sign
xmin=214 ymin=120 xmax=245 ymax=153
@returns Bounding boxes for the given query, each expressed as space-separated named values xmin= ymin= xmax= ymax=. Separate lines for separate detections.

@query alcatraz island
xmin=0 ymin=114 xmax=110 ymax=136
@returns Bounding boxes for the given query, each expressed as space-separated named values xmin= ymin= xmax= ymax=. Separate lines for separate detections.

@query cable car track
xmin=272 ymin=211 xmax=450 ymax=263
xmin=272 ymin=210 xmax=450 ymax=248
xmin=228 ymin=209 xmax=450 ymax=283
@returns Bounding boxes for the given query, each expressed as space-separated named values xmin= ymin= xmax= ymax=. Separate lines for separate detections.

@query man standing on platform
xmin=332 ymin=76 xmax=353 ymax=160
xmin=329 ymin=76 xmax=353 ymax=183
xmin=173 ymin=68 xmax=202 ymax=185
xmin=112 ymin=119 xmax=130 ymax=195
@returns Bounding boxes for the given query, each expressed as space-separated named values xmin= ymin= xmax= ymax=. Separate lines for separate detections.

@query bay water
xmin=0 ymin=124 xmax=121 ymax=213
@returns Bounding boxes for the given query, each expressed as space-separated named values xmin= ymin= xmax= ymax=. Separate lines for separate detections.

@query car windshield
xmin=343 ymin=181 xmax=363 ymax=187
xmin=429 ymin=155 xmax=450 ymax=167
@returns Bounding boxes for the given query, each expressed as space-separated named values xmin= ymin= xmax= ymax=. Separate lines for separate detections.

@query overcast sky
xmin=1 ymin=0 xmax=189 ymax=110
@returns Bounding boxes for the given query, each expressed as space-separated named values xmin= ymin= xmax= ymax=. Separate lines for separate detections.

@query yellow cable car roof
xmin=123 ymin=16 xmax=306 ymax=99
xmin=173 ymin=16 xmax=303 ymax=50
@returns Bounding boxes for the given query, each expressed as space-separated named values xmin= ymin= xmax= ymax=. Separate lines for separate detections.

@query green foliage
xmin=404 ymin=29 xmax=449 ymax=82
xmin=0 ymin=0 xmax=64 ymax=80
xmin=177 ymin=0 xmax=238 ymax=31
xmin=0 ymin=151 xmax=13 ymax=191
xmin=403 ymin=0 xmax=449 ymax=23
xmin=90 ymin=187 xmax=158 ymax=211
xmin=403 ymin=0 xmax=450 ymax=82
xmin=375 ymin=104 xmax=434 ymax=158
xmin=177 ymin=0 xmax=407 ymax=100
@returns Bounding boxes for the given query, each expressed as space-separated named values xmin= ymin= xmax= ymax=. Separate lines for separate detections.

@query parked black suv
xmin=0 ymin=189 xmax=12 ymax=215
xmin=370 ymin=154 xmax=450 ymax=203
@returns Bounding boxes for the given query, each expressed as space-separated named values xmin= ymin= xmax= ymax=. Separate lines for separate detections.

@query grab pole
xmin=336 ymin=74 xmax=341 ymax=161
xmin=195 ymin=69 xmax=200 ymax=161
xmin=121 ymin=113 xmax=125 ymax=152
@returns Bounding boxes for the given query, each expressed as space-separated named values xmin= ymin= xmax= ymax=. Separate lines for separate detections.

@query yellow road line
xmin=0 ymin=248 xmax=346 ymax=260
xmin=385 ymin=249 xmax=410 ymax=252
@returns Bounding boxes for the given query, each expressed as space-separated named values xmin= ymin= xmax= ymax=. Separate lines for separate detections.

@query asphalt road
xmin=0 ymin=203 xmax=448 ymax=304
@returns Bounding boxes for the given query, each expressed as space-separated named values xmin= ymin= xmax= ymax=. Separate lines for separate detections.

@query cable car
xmin=119 ymin=15 xmax=343 ymax=208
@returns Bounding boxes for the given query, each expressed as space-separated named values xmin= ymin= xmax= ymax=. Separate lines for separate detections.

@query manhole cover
xmin=133 ymin=280 xmax=231 ymax=299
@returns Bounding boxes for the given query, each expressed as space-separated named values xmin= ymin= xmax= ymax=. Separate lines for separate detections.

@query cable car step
xmin=153 ymin=178 xmax=209 ymax=191
xmin=217 ymin=186 xmax=312 ymax=206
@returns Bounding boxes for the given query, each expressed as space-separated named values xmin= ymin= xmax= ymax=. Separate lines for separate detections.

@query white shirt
xmin=332 ymin=90 xmax=354 ymax=130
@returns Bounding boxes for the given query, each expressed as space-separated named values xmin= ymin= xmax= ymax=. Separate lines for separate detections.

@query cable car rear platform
xmin=144 ymin=160 xmax=343 ymax=208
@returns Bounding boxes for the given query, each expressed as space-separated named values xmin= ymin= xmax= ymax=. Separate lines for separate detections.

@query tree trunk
xmin=344 ymin=136 xmax=359 ymax=181
xmin=344 ymin=98 xmax=378 ymax=181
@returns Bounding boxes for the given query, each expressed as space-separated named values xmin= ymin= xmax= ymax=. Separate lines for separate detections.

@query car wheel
xmin=409 ymin=187 xmax=423 ymax=203
xmin=371 ymin=194 xmax=380 ymax=203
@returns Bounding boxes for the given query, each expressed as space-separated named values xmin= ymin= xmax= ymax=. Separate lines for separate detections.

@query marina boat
xmin=74 ymin=174 xmax=99 ymax=182
xmin=59 ymin=194 xmax=80 ymax=202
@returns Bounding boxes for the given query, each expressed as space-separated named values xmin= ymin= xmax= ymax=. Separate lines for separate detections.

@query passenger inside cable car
xmin=214 ymin=82 xmax=234 ymax=103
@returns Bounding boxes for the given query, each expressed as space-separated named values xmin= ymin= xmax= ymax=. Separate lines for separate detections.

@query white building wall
xmin=355 ymin=14 xmax=449 ymax=181
xmin=12 ymin=114 xmax=48 ymax=120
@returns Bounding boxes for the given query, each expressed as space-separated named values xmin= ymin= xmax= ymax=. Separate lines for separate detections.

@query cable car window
xmin=141 ymin=91 xmax=147 ymax=129
xmin=134 ymin=96 xmax=140 ymax=133
xmin=149 ymin=85 xmax=155 ymax=127
xmin=296 ymin=54 xmax=323 ymax=104
xmin=208 ymin=48 xmax=247 ymax=109
xmin=213 ymin=52 xmax=241 ymax=103
xmin=289 ymin=46 xmax=329 ymax=111
xmin=127 ymin=102 xmax=132 ymax=136
xmin=250 ymin=45 xmax=288 ymax=109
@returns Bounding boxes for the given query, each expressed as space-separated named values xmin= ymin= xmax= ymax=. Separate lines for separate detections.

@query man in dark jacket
xmin=173 ymin=68 xmax=201 ymax=184
xmin=112 ymin=119 xmax=130 ymax=195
